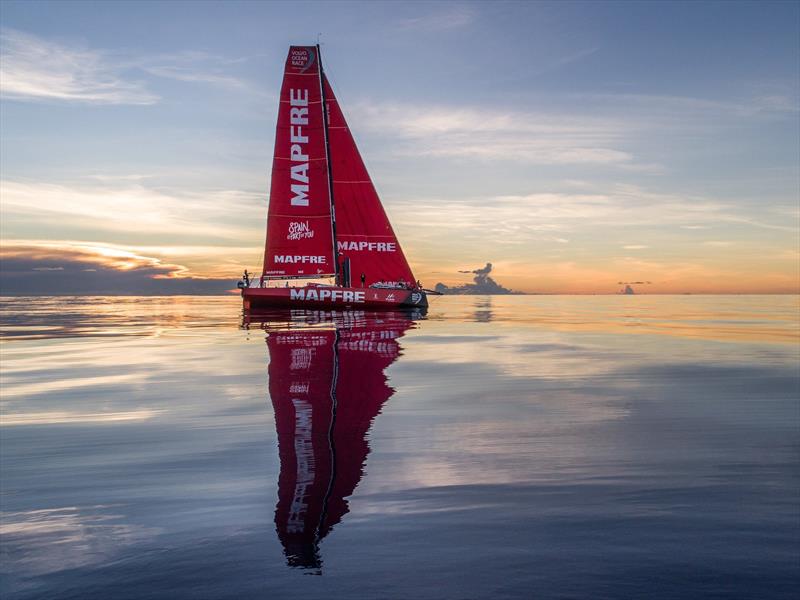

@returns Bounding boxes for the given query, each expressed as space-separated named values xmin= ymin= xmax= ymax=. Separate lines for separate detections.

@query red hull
xmin=242 ymin=285 xmax=427 ymax=310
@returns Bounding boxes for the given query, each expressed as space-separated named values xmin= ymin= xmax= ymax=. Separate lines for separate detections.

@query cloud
xmin=0 ymin=242 xmax=236 ymax=295
xmin=397 ymin=6 xmax=475 ymax=31
xmin=0 ymin=28 xmax=158 ymax=105
xmin=143 ymin=65 xmax=246 ymax=89
xmin=134 ymin=50 xmax=255 ymax=91
xmin=0 ymin=178 xmax=266 ymax=277
xmin=576 ymin=91 xmax=800 ymax=119
xmin=1 ymin=241 xmax=187 ymax=275
xmin=0 ymin=179 xmax=261 ymax=241
xmin=0 ymin=29 xmax=259 ymax=105
xmin=390 ymin=183 xmax=797 ymax=264
xmin=352 ymin=102 xmax=639 ymax=166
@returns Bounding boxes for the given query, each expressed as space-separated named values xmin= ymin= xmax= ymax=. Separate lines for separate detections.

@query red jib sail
xmin=263 ymin=46 xmax=336 ymax=279
xmin=323 ymin=75 xmax=417 ymax=287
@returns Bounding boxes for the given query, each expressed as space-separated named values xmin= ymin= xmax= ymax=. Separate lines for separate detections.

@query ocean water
xmin=0 ymin=295 xmax=798 ymax=600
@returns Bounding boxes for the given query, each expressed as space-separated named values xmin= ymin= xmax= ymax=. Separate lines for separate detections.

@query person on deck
xmin=360 ymin=273 xmax=366 ymax=288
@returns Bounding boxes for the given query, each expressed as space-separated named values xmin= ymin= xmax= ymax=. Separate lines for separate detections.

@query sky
xmin=1 ymin=0 xmax=798 ymax=294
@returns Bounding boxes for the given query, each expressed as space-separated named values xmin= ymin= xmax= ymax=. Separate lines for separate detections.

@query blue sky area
xmin=1 ymin=1 xmax=798 ymax=293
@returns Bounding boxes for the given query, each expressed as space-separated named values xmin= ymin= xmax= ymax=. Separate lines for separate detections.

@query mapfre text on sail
xmin=289 ymin=89 xmax=310 ymax=207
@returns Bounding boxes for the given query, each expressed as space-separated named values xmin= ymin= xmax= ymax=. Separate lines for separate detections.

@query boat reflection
xmin=249 ymin=310 xmax=417 ymax=570
xmin=473 ymin=296 xmax=493 ymax=322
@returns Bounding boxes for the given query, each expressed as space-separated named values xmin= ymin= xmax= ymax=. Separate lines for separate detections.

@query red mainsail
xmin=323 ymin=75 xmax=417 ymax=287
xmin=263 ymin=46 xmax=336 ymax=279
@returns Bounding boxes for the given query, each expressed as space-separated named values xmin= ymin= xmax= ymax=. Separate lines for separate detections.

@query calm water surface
xmin=1 ymin=295 xmax=798 ymax=599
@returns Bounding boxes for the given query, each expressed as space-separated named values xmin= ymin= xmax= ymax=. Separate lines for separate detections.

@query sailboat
xmin=240 ymin=45 xmax=428 ymax=310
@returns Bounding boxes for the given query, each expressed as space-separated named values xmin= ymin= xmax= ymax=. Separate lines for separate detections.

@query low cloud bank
xmin=0 ymin=245 xmax=235 ymax=295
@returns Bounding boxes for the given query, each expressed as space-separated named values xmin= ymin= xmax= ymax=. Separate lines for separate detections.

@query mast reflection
xmin=254 ymin=310 xmax=417 ymax=569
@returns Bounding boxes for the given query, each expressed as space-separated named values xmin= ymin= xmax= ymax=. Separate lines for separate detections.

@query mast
xmin=318 ymin=44 xmax=341 ymax=286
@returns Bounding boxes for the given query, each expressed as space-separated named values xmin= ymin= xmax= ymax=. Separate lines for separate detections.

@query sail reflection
xmin=257 ymin=311 xmax=416 ymax=569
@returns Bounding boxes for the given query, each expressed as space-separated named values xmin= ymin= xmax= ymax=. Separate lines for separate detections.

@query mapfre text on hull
xmin=243 ymin=285 xmax=428 ymax=311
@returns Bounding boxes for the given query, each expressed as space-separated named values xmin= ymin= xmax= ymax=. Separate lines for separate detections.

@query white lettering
xmin=290 ymin=144 xmax=308 ymax=162
xmin=287 ymin=398 xmax=313 ymax=533
xmin=291 ymin=163 xmax=309 ymax=184
xmin=336 ymin=240 xmax=396 ymax=252
xmin=290 ymin=107 xmax=308 ymax=125
xmin=287 ymin=221 xmax=314 ymax=241
xmin=290 ymin=184 xmax=309 ymax=207
xmin=289 ymin=287 xmax=366 ymax=304
xmin=289 ymin=89 xmax=310 ymax=208
xmin=274 ymin=255 xmax=326 ymax=264
xmin=290 ymin=89 xmax=308 ymax=106
xmin=290 ymin=125 xmax=308 ymax=144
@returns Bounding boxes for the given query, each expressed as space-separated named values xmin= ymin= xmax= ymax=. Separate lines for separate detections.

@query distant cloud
xmin=0 ymin=28 xmax=158 ymax=105
xmin=135 ymin=50 xmax=254 ymax=91
xmin=143 ymin=65 xmax=246 ymax=89
xmin=574 ymin=91 xmax=800 ymax=122
xmin=391 ymin=183 xmax=795 ymax=256
xmin=0 ymin=242 xmax=235 ymax=295
xmin=398 ymin=6 xmax=475 ymax=31
xmin=354 ymin=102 xmax=639 ymax=166
xmin=0 ymin=29 xmax=259 ymax=105
xmin=2 ymin=241 xmax=189 ymax=276
xmin=0 ymin=179 xmax=260 ymax=241
xmin=0 ymin=177 xmax=265 ymax=279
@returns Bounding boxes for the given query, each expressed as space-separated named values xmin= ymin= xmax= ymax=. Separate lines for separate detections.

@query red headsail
xmin=263 ymin=46 xmax=336 ymax=279
xmin=323 ymin=75 xmax=417 ymax=287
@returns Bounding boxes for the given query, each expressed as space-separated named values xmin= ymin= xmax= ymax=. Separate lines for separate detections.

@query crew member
xmin=360 ymin=272 xmax=366 ymax=288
